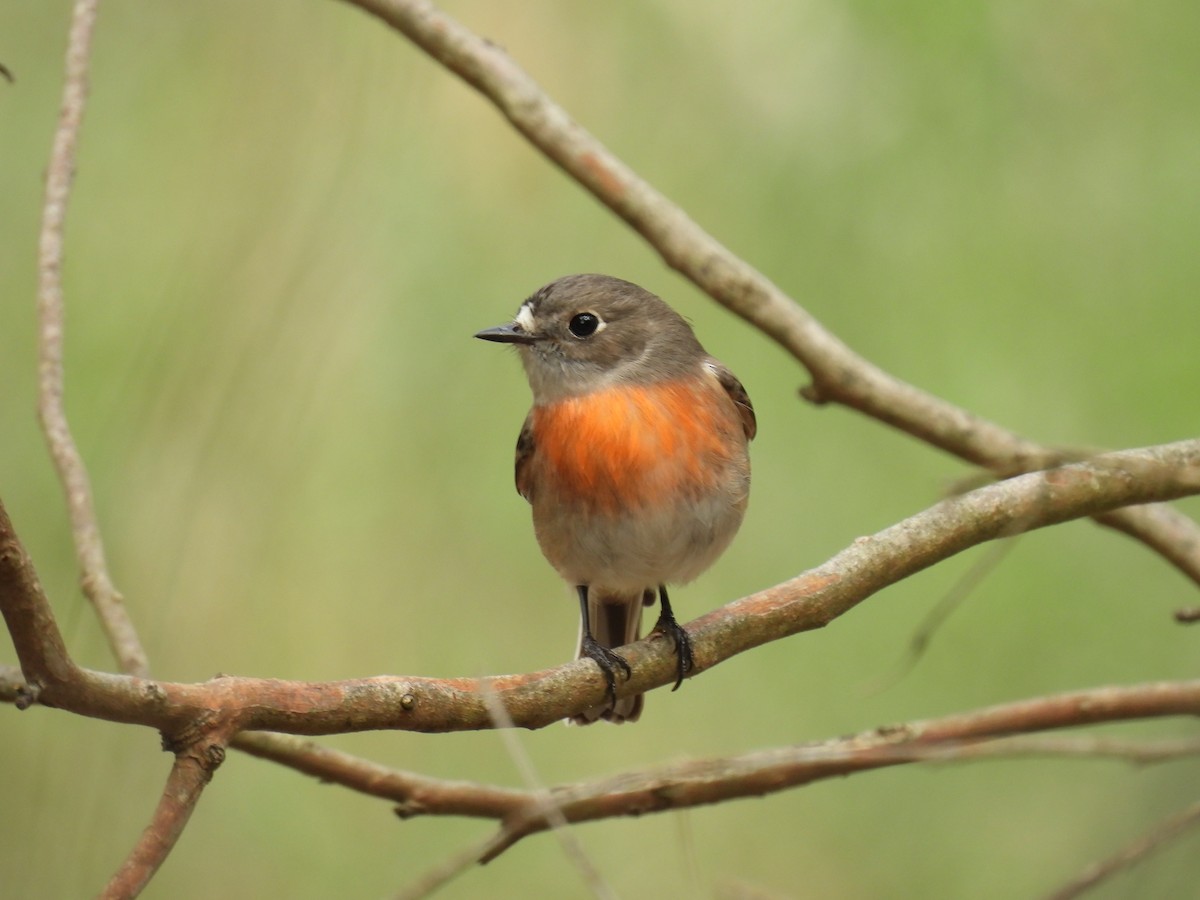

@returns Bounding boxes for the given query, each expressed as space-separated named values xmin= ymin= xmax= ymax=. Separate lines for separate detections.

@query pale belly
xmin=531 ymin=476 xmax=748 ymax=591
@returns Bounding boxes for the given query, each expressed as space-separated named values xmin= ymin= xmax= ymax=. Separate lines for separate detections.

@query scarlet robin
xmin=477 ymin=274 xmax=755 ymax=723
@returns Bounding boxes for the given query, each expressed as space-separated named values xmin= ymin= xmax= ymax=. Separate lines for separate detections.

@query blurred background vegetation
xmin=3 ymin=1 xmax=1199 ymax=897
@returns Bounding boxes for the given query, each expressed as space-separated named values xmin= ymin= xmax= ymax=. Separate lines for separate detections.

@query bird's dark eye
xmin=568 ymin=312 xmax=601 ymax=338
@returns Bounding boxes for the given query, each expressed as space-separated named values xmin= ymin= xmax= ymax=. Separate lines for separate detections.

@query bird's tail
xmin=571 ymin=588 xmax=651 ymax=725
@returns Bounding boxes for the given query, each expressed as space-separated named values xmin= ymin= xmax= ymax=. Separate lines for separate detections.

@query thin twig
xmin=899 ymin=735 xmax=1200 ymax=765
xmin=393 ymin=830 xmax=509 ymax=900
xmin=1044 ymin=797 xmax=1200 ymax=900
xmin=339 ymin=0 xmax=1200 ymax=588
xmin=233 ymin=730 xmax=526 ymax=816
xmin=36 ymin=0 xmax=148 ymax=676
xmin=1094 ymin=503 xmax=1200 ymax=589
xmin=99 ymin=740 xmax=228 ymax=899
xmin=479 ymin=679 xmax=614 ymax=897
xmin=870 ymin=536 xmax=1019 ymax=694
xmin=884 ymin=468 xmax=1061 ymax=681
xmin=395 ymin=682 xmax=617 ymax=900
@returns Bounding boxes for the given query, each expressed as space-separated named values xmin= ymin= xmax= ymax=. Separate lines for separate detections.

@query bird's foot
xmin=651 ymin=603 xmax=694 ymax=691
xmin=579 ymin=633 xmax=632 ymax=708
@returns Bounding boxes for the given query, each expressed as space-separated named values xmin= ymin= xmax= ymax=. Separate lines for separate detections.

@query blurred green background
xmin=3 ymin=1 xmax=1199 ymax=897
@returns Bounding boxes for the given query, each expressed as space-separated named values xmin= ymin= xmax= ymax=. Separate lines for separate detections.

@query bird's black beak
xmin=474 ymin=323 xmax=538 ymax=345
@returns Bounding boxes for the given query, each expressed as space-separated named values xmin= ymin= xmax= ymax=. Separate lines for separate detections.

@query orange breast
xmin=530 ymin=377 xmax=742 ymax=513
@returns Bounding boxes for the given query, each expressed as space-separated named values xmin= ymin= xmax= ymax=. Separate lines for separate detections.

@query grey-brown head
xmin=475 ymin=274 xmax=707 ymax=403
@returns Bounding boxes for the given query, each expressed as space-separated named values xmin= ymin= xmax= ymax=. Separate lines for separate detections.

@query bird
xmin=476 ymin=274 xmax=755 ymax=723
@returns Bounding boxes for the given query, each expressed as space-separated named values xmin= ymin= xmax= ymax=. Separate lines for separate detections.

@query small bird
xmin=476 ymin=274 xmax=755 ymax=723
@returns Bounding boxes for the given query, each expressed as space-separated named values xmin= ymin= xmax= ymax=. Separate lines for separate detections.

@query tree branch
xmin=337 ymin=0 xmax=1200 ymax=588
xmin=0 ymin=500 xmax=80 ymax=697
xmin=36 ymin=0 xmax=149 ymax=677
xmin=5 ymin=440 xmax=1199 ymax=735
xmin=198 ymin=696 xmax=1200 ymax=846
xmin=476 ymin=693 xmax=1200 ymax=860
xmin=389 ymin=695 xmax=1200 ymax=894
xmin=99 ymin=737 xmax=229 ymax=900
xmin=233 ymin=730 xmax=525 ymax=815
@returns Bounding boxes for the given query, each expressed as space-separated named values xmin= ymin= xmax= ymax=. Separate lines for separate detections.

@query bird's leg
xmin=576 ymin=585 xmax=632 ymax=708
xmin=651 ymin=584 xmax=694 ymax=690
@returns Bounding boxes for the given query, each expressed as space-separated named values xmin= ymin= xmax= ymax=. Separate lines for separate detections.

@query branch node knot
xmin=201 ymin=742 xmax=227 ymax=772
xmin=394 ymin=800 xmax=426 ymax=819
xmin=14 ymin=681 xmax=40 ymax=710
xmin=798 ymin=382 xmax=829 ymax=405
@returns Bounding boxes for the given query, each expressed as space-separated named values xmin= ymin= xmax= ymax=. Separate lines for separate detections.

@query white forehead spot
xmin=515 ymin=303 xmax=536 ymax=333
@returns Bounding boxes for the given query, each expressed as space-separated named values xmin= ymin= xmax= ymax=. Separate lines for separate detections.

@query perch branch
xmin=4 ymin=440 xmax=1199 ymax=734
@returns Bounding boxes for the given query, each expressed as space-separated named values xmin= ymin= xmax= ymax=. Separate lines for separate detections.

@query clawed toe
xmin=579 ymin=634 xmax=632 ymax=706
xmin=652 ymin=613 xmax=694 ymax=690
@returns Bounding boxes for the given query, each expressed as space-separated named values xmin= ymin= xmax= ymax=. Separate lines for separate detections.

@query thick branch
xmin=339 ymin=0 xmax=1200 ymax=588
xmin=5 ymin=440 xmax=1199 ymax=734
xmin=36 ymin=0 xmax=148 ymax=676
